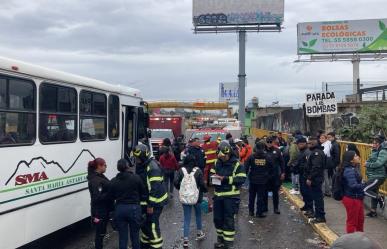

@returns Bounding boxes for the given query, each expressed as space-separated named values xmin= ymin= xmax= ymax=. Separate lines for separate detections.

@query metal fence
xmin=251 ymin=128 xmax=387 ymax=196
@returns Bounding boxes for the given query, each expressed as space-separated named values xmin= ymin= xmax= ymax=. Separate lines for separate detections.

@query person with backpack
xmin=364 ymin=135 xmax=386 ymax=217
xmin=109 ymin=159 xmax=146 ymax=249
xmin=174 ymin=154 xmax=207 ymax=248
xmin=339 ymin=151 xmax=365 ymax=233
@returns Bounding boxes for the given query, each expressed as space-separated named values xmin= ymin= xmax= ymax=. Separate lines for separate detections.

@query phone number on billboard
xmin=322 ymin=37 xmax=374 ymax=43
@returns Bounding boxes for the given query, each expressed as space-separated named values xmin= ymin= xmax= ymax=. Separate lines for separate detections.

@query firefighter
xmin=133 ymin=144 xmax=168 ymax=249
xmin=210 ymin=141 xmax=246 ymax=249
xmin=202 ymin=134 xmax=218 ymax=185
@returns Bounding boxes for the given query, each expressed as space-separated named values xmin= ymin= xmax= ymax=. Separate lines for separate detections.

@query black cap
xmin=296 ymin=137 xmax=307 ymax=144
xmin=373 ymin=135 xmax=385 ymax=144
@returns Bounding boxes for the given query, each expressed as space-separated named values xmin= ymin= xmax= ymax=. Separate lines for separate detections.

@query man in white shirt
xmin=320 ymin=134 xmax=333 ymax=197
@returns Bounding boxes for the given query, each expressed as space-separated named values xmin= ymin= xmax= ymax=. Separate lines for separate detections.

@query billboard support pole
xmin=238 ymin=30 xmax=246 ymax=130
xmin=352 ymin=59 xmax=360 ymax=100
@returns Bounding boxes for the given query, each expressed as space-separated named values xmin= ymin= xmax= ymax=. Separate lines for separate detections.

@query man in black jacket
xmin=109 ymin=159 xmax=147 ymax=249
xmin=264 ymin=136 xmax=285 ymax=214
xmin=187 ymin=137 xmax=206 ymax=172
xmin=306 ymin=137 xmax=326 ymax=223
xmin=133 ymin=144 xmax=168 ymax=249
xmin=245 ymin=142 xmax=273 ymax=218
xmin=294 ymin=138 xmax=313 ymax=215
xmin=328 ymin=132 xmax=341 ymax=169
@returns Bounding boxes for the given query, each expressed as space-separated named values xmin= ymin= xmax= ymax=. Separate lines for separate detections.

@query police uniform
xmin=305 ymin=146 xmax=326 ymax=221
xmin=210 ymin=142 xmax=246 ymax=248
xmin=245 ymin=148 xmax=272 ymax=217
xmin=134 ymin=145 xmax=168 ymax=249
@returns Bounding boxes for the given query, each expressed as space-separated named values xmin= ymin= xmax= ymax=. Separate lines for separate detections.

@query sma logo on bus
xmin=15 ymin=172 xmax=49 ymax=186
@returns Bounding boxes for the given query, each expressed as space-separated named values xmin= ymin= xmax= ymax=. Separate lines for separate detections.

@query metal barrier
xmin=250 ymin=128 xmax=386 ymax=196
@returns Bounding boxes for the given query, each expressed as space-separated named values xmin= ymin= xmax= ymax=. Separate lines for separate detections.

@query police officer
xmin=294 ymin=138 xmax=313 ymax=216
xmin=133 ymin=144 xmax=168 ymax=249
xmin=265 ymin=136 xmax=285 ymax=214
xmin=210 ymin=141 xmax=246 ymax=249
xmin=245 ymin=142 xmax=273 ymax=218
xmin=305 ymin=137 xmax=326 ymax=223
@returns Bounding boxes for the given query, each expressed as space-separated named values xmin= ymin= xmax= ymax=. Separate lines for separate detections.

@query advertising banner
xmin=193 ymin=0 xmax=284 ymax=26
xmin=305 ymin=92 xmax=338 ymax=116
xmin=298 ymin=19 xmax=387 ymax=54
xmin=219 ymin=82 xmax=239 ymax=104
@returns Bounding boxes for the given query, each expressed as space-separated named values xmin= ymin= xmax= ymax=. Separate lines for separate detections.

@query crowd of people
xmin=86 ymin=130 xmax=386 ymax=249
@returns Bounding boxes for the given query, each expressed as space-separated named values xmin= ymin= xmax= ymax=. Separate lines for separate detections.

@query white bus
xmin=0 ymin=57 xmax=149 ymax=249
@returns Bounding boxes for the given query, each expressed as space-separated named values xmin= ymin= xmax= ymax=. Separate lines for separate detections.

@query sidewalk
xmin=282 ymin=186 xmax=387 ymax=247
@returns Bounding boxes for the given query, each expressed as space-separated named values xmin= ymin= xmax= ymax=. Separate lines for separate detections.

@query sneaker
xmin=183 ymin=238 xmax=189 ymax=247
xmin=366 ymin=211 xmax=377 ymax=218
xmin=378 ymin=196 xmax=385 ymax=209
xmin=289 ymin=189 xmax=296 ymax=194
xmin=196 ymin=231 xmax=206 ymax=240
xmin=311 ymin=217 xmax=326 ymax=224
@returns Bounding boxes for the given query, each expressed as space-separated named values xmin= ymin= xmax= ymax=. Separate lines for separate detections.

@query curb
xmin=281 ymin=187 xmax=339 ymax=246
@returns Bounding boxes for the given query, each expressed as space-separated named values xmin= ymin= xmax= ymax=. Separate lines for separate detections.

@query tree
xmin=339 ymin=104 xmax=387 ymax=143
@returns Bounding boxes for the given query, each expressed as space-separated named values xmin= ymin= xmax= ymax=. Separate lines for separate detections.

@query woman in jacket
xmin=159 ymin=145 xmax=179 ymax=198
xmin=109 ymin=159 xmax=146 ymax=249
xmin=87 ymin=158 xmax=112 ymax=249
xmin=174 ymin=154 xmax=207 ymax=247
xmin=341 ymin=151 xmax=365 ymax=233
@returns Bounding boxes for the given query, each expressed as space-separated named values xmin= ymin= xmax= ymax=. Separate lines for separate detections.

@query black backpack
xmin=332 ymin=169 xmax=344 ymax=201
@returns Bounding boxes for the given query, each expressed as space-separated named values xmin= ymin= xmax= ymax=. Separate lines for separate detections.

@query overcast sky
xmin=0 ymin=0 xmax=386 ymax=105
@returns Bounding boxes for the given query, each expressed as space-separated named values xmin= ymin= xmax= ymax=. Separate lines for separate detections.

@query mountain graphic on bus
xmin=5 ymin=149 xmax=95 ymax=186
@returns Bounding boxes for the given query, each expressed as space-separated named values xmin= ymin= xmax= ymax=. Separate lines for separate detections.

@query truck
xmin=149 ymin=115 xmax=185 ymax=138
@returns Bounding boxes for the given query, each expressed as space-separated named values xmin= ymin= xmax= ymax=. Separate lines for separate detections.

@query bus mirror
xmin=144 ymin=112 xmax=150 ymax=128
xmin=147 ymin=129 xmax=152 ymax=139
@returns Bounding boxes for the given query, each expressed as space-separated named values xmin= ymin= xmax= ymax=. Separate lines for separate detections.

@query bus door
xmin=123 ymin=106 xmax=137 ymax=161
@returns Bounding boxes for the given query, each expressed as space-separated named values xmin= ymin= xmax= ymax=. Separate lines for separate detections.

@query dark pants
xmin=213 ymin=197 xmax=239 ymax=246
xmin=300 ymin=175 xmax=313 ymax=211
xmin=93 ymin=216 xmax=108 ymax=249
xmin=364 ymin=178 xmax=385 ymax=210
xmin=249 ymin=183 xmax=267 ymax=215
xmin=264 ymin=180 xmax=280 ymax=211
xmin=115 ymin=204 xmax=142 ymax=249
xmin=311 ymin=182 xmax=325 ymax=219
xmin=163 ymin=169 xmax=175 ymax=194
xmin=141 ymin=206 xmax=163 ymax=249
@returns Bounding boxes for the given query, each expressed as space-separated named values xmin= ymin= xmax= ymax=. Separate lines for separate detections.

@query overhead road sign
xmin=219 ymin=82 xmax=239 ymax=105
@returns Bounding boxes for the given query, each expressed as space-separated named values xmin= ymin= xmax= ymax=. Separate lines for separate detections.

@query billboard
xmin=298 ymin=19 xmax=387 ymax=54
xmin=193 ymin=0 xmax=284 ymax=26
xmin=305 ymin=92 xmax=338 ymax=116
xmin=219 ymin=82 xmax=239 ymax=104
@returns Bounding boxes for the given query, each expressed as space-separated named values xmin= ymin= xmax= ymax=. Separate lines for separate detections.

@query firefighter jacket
xmin=202 ymin=141 xmax=218 ymax=166
xmin=210 ymin=156 xmax=246 ymax=199
xmin=136 ymin=159 xmax=168 ymax=208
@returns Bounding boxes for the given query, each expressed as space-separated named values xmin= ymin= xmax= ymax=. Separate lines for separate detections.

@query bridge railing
xmin=251 ymin=128 xmax=386 ymax=196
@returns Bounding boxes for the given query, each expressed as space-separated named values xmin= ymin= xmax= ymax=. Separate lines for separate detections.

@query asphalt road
xmin=20 ymin=191 xmax=328 ymax=249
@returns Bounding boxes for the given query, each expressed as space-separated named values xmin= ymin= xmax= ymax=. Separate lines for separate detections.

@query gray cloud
xmin=0 ymin=0 xmax=386 ymax=105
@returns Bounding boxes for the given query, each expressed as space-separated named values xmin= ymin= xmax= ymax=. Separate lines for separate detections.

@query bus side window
xmin=39 ymin=83 xmax=77 ymax=144
xmin=80 ymin=91 xmax=107 ymax=141
xmin=108 ymin=95 xmax=119 ymax=140
xmin=0 ymin=76 xmax=36 ymax=146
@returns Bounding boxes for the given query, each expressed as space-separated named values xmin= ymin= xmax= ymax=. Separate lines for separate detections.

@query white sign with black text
xmin=305 ymin=92 xmax=338 ymax=116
